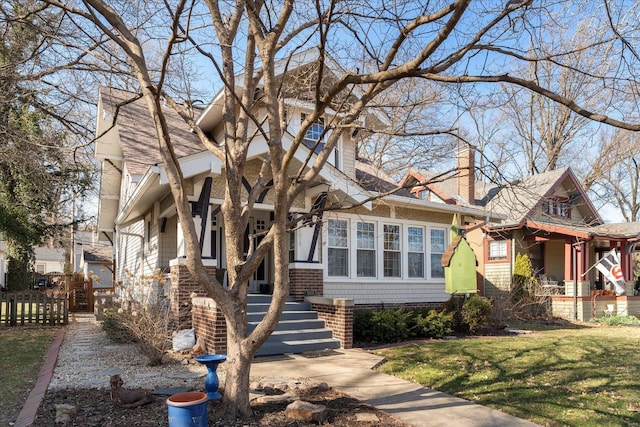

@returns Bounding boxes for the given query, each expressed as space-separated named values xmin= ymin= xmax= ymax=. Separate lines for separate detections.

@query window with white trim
xmin=357 ymin=221 xmax=376 ymax=277
xmin=327 ymin=219 xmax=348 ymax=276
xmin=430 ymin=228 xmax=445 ymax=278
xmin=384 ymin=224 xmax=401 ymax=277
xmin=288 ymin=230 xmax=295 ymax=263
xmin=407 ymin=226 xmax=425 ymax=278
xmin=301 ymin=113 xmax=325 ymax=153
xmin=488 ymin=240 xmax=507 ymax=261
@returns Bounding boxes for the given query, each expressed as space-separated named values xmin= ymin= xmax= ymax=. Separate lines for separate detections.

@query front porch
xmin=545 ymin=280 xmax=640 ymax=322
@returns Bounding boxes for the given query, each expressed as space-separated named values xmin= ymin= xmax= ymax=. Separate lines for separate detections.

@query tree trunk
xmin=221 ymin=304 xmax=253 ymax=418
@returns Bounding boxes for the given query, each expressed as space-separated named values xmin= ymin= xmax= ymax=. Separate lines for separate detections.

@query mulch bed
xmin=34 ymin=386 xmax=410 ymax=426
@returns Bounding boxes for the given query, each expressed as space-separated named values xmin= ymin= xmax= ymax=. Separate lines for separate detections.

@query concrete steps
xmin=247 ymin=294 xmax=341 ymax=357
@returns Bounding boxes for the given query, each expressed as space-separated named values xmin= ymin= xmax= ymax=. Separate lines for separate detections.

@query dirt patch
xmin=34 ymin=386 xmax=409 ymax=426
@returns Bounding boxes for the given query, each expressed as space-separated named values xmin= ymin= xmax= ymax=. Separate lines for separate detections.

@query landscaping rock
xmin=252 ymin=392 xmax=298 ymax=404
xmin=54 ymin=403 xmax=76 ymax=424
xmin=285 ymin=400 xmax=327 ymax=423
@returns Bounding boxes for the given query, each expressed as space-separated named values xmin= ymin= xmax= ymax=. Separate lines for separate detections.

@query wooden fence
xmin=0 ymin=291 xmax=68 ymax=326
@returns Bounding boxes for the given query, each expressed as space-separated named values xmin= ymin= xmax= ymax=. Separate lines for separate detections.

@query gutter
xmin=113 ymin=165 xmax=161 ymax=227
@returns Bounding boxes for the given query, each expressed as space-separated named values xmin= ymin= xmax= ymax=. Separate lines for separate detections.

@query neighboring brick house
xmin=401 ymin=151 xmax=640 ymax=321
xmin=94 ymin=50 xmax=498 ymax=353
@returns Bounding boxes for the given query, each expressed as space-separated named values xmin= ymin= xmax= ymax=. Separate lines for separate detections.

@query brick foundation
xmin=191 ymin=297 xmax=227 ymax=354
xmin=289 ymin=268 xmax=323 ymax=302
xmin=169 ymin=263 xmax=212 ymax=329
xmin=307 ymin=296 xmax=354 ymax=349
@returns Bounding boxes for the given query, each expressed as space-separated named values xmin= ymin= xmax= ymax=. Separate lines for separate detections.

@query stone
xmin=316 ymin=382 xmax=330 ymax=392
xmin=55 ymin=403 xmax=77 ymax=424
xmin=285 ymin=400 xmax=327 ymax=423
xmin=355 ymin=412 xmax=380 ymax=422
xmin=252 ymin=392 xmax=298 ymax=404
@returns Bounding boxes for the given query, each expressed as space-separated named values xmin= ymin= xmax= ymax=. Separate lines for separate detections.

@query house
xmin=94 ymin=50 xmax=501 ymax=353
xmin=0 ymin=241 xmax=65 ymax=289
xmin=402 ymin=151 xmax=640 ymax=321
xmin=80 ymin=245 xmax=113 ymax=289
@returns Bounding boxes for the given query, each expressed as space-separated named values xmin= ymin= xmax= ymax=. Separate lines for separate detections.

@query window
xmin=420 ymin=189 xmax=430 ymax=201
xmin=36 ymin=263 xmax=45 ymax=274
xmin=384 ymin=224 xmax=401 ymax=277
xmin=301 ymin=113 xmax=325 ymax=153
xmin=325 ymin=217 xmax=449 ymax=281
xmin=488 ymin=240 xmax=508 ymax=261
xmin=357 ymin=222 xmax=376 ymax=277
xmin=289 ymin=230 xmax=295 ymax=263
xmin=543 ymin=198 xmax=570 ymax=218
xmin=327 ymin=219 xmax=348 ymax=276
xmin=430 ymin=229 xmax=445 ymax=278
xmin=407 ymin=226 xmax=425 ymax=278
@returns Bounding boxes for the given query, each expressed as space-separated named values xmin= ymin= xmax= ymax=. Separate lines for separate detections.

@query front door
xmin=246 ymin=216 xmax=269 ymax=293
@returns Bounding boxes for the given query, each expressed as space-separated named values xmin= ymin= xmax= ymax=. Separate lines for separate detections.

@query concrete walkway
xmin=17 ymin=314 xmax=539 ymax=427
xmin=251 ymin=350 xmax=539 ymax=427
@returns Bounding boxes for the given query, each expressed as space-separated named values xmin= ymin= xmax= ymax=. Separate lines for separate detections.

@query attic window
xmin=301 ymin=113 xmax=325 ymax=153
xmin=543 ymin=198 xmax=571 ymax=218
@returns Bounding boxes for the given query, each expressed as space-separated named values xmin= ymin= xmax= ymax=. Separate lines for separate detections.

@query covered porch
xmin=521 ymin=220 xmax=640 ymax=321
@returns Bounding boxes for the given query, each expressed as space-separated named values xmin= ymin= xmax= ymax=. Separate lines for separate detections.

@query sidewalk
xmin=16 ymin=313 xmax=539 ymax=427
xmin=250 ymin=350 xmax=540 ymax=427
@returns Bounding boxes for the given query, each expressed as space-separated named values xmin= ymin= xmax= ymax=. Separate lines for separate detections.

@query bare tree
xmin=10 ymin=0 xmax=640 ymax=418
xmin=587 ymin=130 xmax=640 ymax=222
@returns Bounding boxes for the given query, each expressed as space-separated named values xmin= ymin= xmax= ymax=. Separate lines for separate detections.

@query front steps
xmin=247 ymin=294 xmax=341 ymax=356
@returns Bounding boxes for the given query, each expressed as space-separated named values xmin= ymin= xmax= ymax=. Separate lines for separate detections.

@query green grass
xmin=0 ymin=327 xmax=58 ymax=425
xmin=375 ymin=324 xmax=640 ymax=427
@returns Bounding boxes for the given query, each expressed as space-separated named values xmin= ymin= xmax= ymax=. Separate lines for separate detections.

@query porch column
xmin=564 ymin=241 xmax=572 ymax=282
xmin=169 ymin=258 xmax=215 ymax=329
xmin=177 ymin=210 xmax=213 ymax=259
xmin=289 ymin=264 xmax=324 ymax=302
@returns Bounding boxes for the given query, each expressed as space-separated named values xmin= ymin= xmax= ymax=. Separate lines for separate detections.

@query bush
xmin=512 ymin=253 xmax=536 ymax=302
xmin=593 ymin=315 xmax=640 ymax=326
xmin=415 ymin=310 xmax=453 ymax=338
xmin=461 ymin=296 xmax=492 ymax=333
xmin=370 ymin=308 xmax=415 ymax=343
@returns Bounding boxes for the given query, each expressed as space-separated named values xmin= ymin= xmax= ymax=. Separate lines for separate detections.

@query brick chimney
xmin=456 ymin=147 xmax=475 ymax=205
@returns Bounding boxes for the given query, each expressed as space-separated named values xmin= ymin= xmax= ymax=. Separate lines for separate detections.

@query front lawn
xmin=375 ymin=323 xmax=640 ymax=427
xmin=0 ymin=327 xmax=58 ymax=424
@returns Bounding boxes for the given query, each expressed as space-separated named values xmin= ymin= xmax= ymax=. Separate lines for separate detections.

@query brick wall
xmin=289 ymin=268 xmax=323 ymax=302
xmin=169 ymin=263 xmax=212 ymax=329
xmin=307 ymin=296 xmax=354 ymax=349
xmin=191 ymin=297 xmax=227 ymax=354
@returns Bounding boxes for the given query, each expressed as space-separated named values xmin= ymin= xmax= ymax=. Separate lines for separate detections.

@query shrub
xmin=594 ymin=315 xmax=640 ymax=326
xmin=415 ymin=310 xmax=453 ymax=338
xmin=369 ymin=308 xmax=415 ymax=343
xmin=461 ymin=295 xmax=492 ymax=333
xmin=354 ymin=308 xmax=416 ymax=343
xmin=354 ymin=310 xmax=375 ymax=342
xmin=512 ymin=253 xmax=536 ymax=302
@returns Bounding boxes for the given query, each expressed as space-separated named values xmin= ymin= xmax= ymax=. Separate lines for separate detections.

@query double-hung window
xmin=407 ymin=226 xmax=425 ymax=278
xmin=430 ymin=228 xmax=445 ymax=278
xmin=383 ymin=224 xmax=401 ymax=277
xmin=488 ymin=240 xmax=507 ymax=261
xmin=357 ymin=221 xmax=376 ymax=277
xmin=301 ymin=113 xmax=325 ymax=153
xmin=327 ymin=219 xmax=348 ymax=276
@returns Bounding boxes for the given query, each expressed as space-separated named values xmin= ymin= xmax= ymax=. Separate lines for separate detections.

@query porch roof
xmin=490 ymin=218 xmax=640 ymax=243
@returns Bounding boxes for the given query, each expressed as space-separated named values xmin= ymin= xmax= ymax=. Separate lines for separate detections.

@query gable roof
xmin=82 ymin=245 xmax=112 ymax=263
xmin=98 ymin=87 xmax=204 ymax=176
xmin=484 ymin=168 xmax=601 ymax=228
